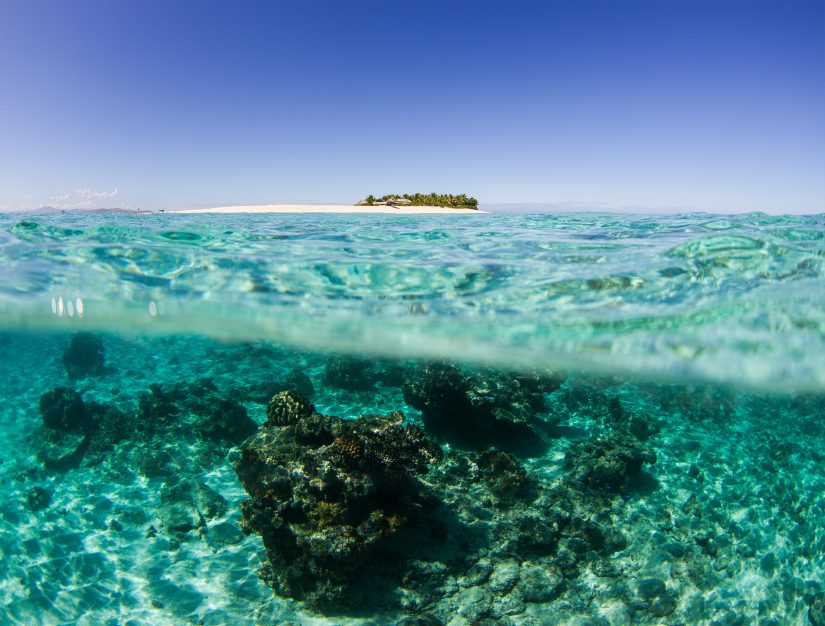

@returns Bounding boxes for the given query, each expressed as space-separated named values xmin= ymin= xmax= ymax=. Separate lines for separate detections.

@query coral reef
xmin=378 ymin=442 xmax=639 ymax=623
xmin=474 ymin=449 xmax=536 ymax=505
xmin=564 ymin=429 xmax=657 ymax=493
xmin=282 ymin=367 xmax=315 ymax=397
xmin=85 ymin=401 xmax=133 ymax=455
xmin=606 ymin=396 xmax=661 ymax=441
xmin=62 ymin=332 xmax=107 ymax=380
xmin=39 ymin=387 xmax=91 ymax=432
xmin=235 ymin=402 xmax=442 ymax=610
xmin=266 ymin=390 xmax=315 ymax=426
xmin=10 ymin=333 xmax=825 ymax=625
xmin=402 ymin=361 xmax=565 ymax=451
xmin=234 ymin=383 xmax=656 ymax=619
xmin=244 ymin=367 xmax=315 ymax=403
xmin=36 ymin=428 xmax=89 ymax=471
xmin=137 ymin=378 xmax=257 ymax=444
xmin=322 ymin=354 xmax=373 ymax=390
xmin=36 ymin=387 xmax=134 ymax=470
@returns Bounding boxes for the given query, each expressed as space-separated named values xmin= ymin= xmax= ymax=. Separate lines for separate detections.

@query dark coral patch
xmin=235 ymin=409 xmax=441 ymax=610
xmin=62 ymin=332 xmax=107 ymax=380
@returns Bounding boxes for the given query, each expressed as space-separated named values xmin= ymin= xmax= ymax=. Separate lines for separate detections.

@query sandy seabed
xmin=2 ymin=331 xmax=824 ymax=625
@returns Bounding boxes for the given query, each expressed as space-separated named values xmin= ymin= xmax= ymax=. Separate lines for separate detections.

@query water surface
xmin=0 ymin=212 xmax=823 ymax=625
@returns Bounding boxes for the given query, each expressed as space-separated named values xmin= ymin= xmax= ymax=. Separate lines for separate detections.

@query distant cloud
xmin=49 ymin=187 xmax=119 ymax=209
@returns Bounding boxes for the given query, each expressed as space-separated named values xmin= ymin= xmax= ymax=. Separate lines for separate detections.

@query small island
xmin=355 ymin=193 xmax=479 ymax=209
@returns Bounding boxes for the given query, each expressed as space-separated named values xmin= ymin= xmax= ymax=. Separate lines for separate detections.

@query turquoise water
xmin=0 ymin=212 xmax=824 ymax=625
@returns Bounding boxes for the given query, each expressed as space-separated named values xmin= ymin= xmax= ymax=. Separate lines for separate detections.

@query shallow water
xmin=0 ymin=212 xmax=823 ymax=625
xmin=3 ymin=211 xmax=825 ymax=390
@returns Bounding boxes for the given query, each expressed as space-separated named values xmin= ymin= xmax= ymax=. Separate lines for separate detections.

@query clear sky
xmin=0 ymin=0 xmax=823 ymax=213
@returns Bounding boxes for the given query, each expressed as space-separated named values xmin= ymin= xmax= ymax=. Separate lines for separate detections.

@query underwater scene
xmin=1 ymin=212 xmax=824 ymax=626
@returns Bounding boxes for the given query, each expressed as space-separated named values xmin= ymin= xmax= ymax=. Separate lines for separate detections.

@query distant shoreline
xmin=173 ymin=204 xmax=485 ymax=214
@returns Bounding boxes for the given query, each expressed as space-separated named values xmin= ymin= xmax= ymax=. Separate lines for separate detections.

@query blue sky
xmin=0 ymin=0 xmax=823 ymax=213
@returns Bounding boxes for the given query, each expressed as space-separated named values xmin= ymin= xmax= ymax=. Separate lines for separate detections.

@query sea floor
xmin=0 ymin=331 xmax=823 ymax=626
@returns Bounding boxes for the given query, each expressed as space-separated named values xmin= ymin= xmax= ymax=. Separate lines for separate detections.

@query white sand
xmin=174 ymin=204 xmax=483 ymax=214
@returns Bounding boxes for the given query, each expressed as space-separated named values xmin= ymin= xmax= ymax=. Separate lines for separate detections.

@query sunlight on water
xmin=0 ymin=212 xmax=824 ymax=625
xmin=2 ymin=212 xmax=825 ymax=391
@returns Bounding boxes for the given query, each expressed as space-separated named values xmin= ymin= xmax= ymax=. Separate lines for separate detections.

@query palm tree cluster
xmin=365 ymin=193 xmax=478 ymax=209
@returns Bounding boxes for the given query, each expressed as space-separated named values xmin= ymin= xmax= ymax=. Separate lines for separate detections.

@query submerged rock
xmin=62 ymin=332 xmax=107 ymax=380
xmin=475 ymin=450 xmax=536 ymax=505
xmin=235 ymin=407 xmax=442 ymax=609
xmin=37 ymin=376 xmax=250 ymax=474
xmin=25 ymin=485 xmax=53 ymax=511
xmin=564 ymin=430 xmax=656 ymax=493
xmin=283 ymin=368 xmax=315 ymax=397
xmin=397 ymin=616 xmax=443 ymax=626
xmin=39 ymin=387 xmax=90 ymax=432
xmin=137 ymin=378 xmax=256 ymax=444
xmin=86 ymin=402 xmax=133 ymax=454
xmin=323 ymin=354 xmax=373 ymax=390
xmin=518 ymin=562 xmax=563 ymax=603
xmin=36 ymin=428 xmax=88 ymax=471
xmin=244 ymin=367 xmax=315 ymax=403
xmin=606 ymin=396 xmax=660 ymax=441
xmin=488 ymin=558 xmax=520 ymax=595
xmin=453 ymin=585 xmax=492 ymax=622
xmin=37 ymin=384 xmax=137 ymax=473
xmin=158 ymin=479 xmax=228 ymax=534
xmin=402 ymin=361 xmax=564 ymax=451
xmin=636 ymin=577 xmax=666 ymax=599
xmin=810 ymin=594 xmax=825 ymax=626
xmin=322 ymin=355 xmax=410 ymax=392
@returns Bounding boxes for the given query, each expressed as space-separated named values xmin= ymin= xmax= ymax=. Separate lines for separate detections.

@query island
xmin=173 ymin=195 xmax=482 ymax=214
xmin=355 ymin=193 xmax=479 ymax=209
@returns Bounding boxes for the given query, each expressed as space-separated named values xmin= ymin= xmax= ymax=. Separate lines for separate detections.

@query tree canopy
xmin=361 ymin=193 xmax=478 ymax=209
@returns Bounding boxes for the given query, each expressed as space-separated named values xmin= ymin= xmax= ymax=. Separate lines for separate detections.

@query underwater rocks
xmin=402 ymin=361 xmax=565 ymax=450
xmin=25 ymin=485 xmax=53 ymax=511
xmin=36 ymin=428 xmax=89 ymax=471
xmin=84 ymin=402 xmax=133 ymax=456
xmin=564 ymin=430 xmax=657 ymax=493
xmin=137 ymin=378 xmax=257 ymax=445
xmin=652 ymin=382 xmax=735 ymax=423
xmin=323 ymin=354 xmax=373 ymax=390
xmin=36 ymin=375 xmax=257 ymax=475
xmin=810 ymin=594 xmax=825 ymax=626
xmin=39 ymin=387 xmax=90 ymax=432
xmin=474 ymin=450 xmax=536 ymax=505
xmin=244 ymin=367 xmax=315 ymax=403
xmin=322 ymin=354 xmax=409 ymax=391
xmin=62 ymin=332 xmax=108 ymax=380
xmin=158 ymin=478 xmax=228 ymax=534
xmin=283 ymin=367 xmax=315 ymax=397
xmin=235 ymin=395 xmax=644 ymax=619
xmin=235 ymin=399 xmax=442 ymax=610
xmin=37 ymin=387 xmax=133 ymax=470
xmin=606 ymin=396 xmax=660 ymax=441
xmin=409 ymin=446 xmax=637 ymax=622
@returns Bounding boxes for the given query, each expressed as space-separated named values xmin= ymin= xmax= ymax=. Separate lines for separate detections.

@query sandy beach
xmin=174 ymin=204 xmax=483 ymax=214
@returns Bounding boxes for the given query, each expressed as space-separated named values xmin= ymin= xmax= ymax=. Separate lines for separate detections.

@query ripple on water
xmin=0 ymin=212 xmax=824 ymax=390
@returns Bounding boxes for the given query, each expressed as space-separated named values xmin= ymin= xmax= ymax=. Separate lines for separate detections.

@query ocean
xmin=0 ymin=211 xmax=823 ymax=626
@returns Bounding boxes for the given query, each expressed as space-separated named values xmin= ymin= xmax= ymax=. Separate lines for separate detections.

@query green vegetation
xmin=359 ymin=193 xmax=478 ymax=209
